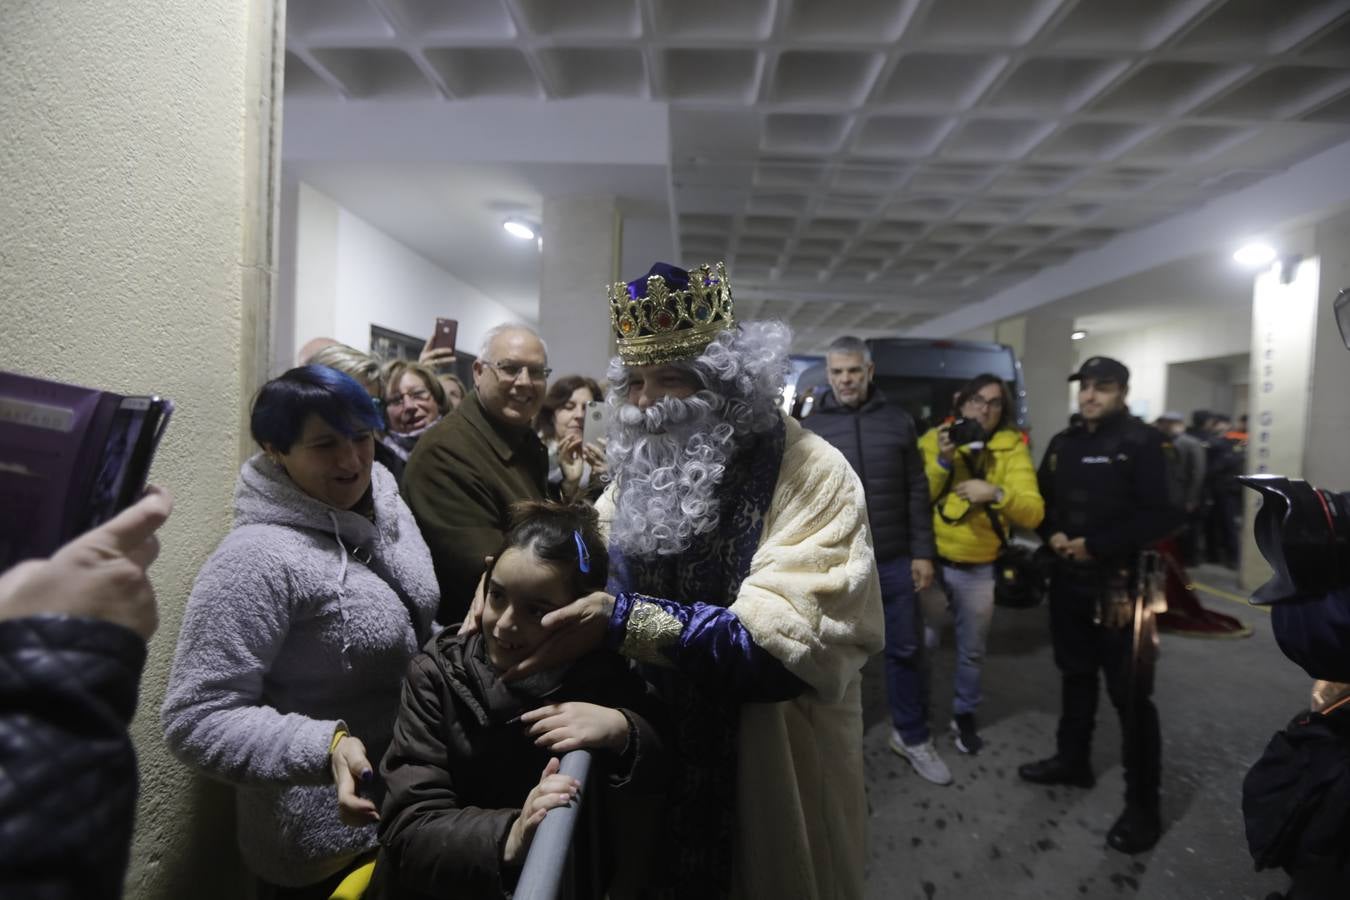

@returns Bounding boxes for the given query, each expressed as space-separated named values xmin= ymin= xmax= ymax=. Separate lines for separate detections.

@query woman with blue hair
xmin=162 ymin=365 xmax=440 ymax=899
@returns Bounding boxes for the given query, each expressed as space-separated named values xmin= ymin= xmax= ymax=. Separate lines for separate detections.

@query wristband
xmin=329 ymin=727 xmax=349 ymax=756
xmin=937 ymin=456 xmax=952 ymax=471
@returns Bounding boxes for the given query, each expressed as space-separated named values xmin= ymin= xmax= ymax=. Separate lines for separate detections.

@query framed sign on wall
xmin=370 ymin=324 xmax=424 ymax=363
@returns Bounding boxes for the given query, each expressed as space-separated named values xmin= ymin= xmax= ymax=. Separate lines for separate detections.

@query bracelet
xmin=328 ymin=727 xmax=349 ymax=756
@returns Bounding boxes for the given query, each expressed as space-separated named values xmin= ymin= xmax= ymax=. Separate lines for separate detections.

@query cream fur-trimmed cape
xmin=598 ymin=415 xmax=884 ymax=899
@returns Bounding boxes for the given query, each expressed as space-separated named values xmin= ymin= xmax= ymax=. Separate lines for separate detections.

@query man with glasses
xmin=403 ymin=324 xmax=553 ymax=624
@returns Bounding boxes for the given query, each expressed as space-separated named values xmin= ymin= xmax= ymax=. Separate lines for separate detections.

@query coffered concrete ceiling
xmin=283 ymin=0 xmax=1350 ymax=350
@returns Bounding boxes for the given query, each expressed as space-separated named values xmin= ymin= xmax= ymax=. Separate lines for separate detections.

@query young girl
xmin=368 ymin=501 xmax=666 ymax=900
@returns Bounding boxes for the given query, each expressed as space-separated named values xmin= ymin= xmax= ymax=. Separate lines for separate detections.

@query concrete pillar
xmin=1 ymin=0 xmax=280 ymax=895
xmin=1240 ymin=230 xmax=1320 ymax=591
xmin=1019 ymin=311 xmax=1077 ymax=464
xmin=538 ymin=195 xmax=619 ymax=381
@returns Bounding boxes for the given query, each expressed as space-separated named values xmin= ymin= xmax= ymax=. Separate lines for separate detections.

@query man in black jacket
xmin=803 ymin=336 xmax=948 ymax=784
xmin=0 ymin=487 xmax=172 ymax=899
xmin=1020 ymin=357 xmax=1180 ymax=854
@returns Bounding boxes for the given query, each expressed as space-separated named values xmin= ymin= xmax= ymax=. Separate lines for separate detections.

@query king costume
xmin=597 ymin=262 xmax=885 ymax=899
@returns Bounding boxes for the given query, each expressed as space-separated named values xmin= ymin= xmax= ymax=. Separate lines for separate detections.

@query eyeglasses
xmin=386 ymin=388 xmax=433 ymax=410
xmin=483 ymin=360 xmax=551 ymax=383
xmin=968 ymin=395 xmax=1004 ymax=409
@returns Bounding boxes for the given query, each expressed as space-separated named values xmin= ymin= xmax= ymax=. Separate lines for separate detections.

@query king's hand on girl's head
xmin=501 ymin=590 xmax=615 ymax=682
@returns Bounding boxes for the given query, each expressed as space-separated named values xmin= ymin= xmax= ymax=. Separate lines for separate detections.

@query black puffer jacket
xmin=803 ymin=388 xmax=936 ymax=562
xmin=371 ymin=631 xmax=669 ymax=900
xmin=0 ymin=615 xmax=147 ymax=900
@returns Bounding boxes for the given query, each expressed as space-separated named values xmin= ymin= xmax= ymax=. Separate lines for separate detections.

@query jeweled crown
xmin=608 ymin=261 xmax=736 ymax=367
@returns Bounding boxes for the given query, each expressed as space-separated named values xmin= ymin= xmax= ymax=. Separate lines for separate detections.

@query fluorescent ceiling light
xmin=1233 ymin=241 xmax=1276 ymax=267
xmin=503 ymin=219 xmax=537 ymax=241
xmin=1071 ymin=330 xmax=1088 ymax=341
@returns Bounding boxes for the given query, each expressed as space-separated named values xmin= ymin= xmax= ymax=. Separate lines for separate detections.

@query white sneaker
xmin=888 ymin=730 xmax=953 ymax=785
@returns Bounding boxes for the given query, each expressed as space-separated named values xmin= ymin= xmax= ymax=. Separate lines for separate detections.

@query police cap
xmin=1068 ymin=356 xmax=1129 ymax=386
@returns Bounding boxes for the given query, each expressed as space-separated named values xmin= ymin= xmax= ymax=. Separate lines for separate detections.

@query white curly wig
xmin=605 ymin=321 xmax=793 ymax=557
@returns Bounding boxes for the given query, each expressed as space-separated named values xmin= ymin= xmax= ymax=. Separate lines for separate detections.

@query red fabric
xmin=1155 ymin=538 xmax=1252 ymax=637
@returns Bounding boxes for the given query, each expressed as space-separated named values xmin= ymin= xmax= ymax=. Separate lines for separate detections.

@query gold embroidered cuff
xmin=619 ymin=599 xmax=683 ymax=666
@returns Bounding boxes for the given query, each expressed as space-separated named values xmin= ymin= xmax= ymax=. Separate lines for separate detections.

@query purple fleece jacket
xmin=161 ymin=454 xmax=439 ymax=887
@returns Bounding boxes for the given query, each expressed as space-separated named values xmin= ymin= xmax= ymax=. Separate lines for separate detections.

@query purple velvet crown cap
xmin=626 ymin=262 xmax=690 ymax=300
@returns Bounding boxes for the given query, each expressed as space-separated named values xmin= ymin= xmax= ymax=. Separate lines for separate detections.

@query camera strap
xmin=933 ymin=446 xmax=992 ymax=527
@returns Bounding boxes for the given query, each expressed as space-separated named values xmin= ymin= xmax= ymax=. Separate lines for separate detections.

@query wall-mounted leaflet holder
xmin=0 ymin=371 xmax=173 ymax=571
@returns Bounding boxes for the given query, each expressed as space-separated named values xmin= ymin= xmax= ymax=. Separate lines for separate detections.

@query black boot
xmin=1017 ymin=755 xmax=1095 ymax=788
xmin=1107 ymin=804 xmax=1162 ymax=854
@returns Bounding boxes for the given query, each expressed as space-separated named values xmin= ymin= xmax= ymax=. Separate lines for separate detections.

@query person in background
xmin=486 ymin=263 xmax=884 ymax=899
xmin=437 ymin=373 xmax=466 ymax=411
xmin=803 ymin=335 xmax=946 ymax=785
xmin=378 ymin=360 xmax=447 ymax=485
xmin=303 ymin=343 xmax=415 ymax=484
xmin=402 ymin=324 xmax=551 ymax=624
xmin=918 ymin=374 xmax=1044 ymax=756
xmin=417 ymin=336 xmax=464 ymax=411
xmin=306 ymin=343 xmax=385 ymax=394
xmin=162 ymin=366 xmax=439 ymax=899
xmin=1204 ymin=412 xmax=1244 ymax=568
xmin=1022 ymin=356 xmax=1180 ymax=855
xmin=369 ymin=501 xmax=667 ymax=900
xmin=0 ymin=488 xmax=172 ymax=900
xmin=535 ymin=374 xmax=608 ymax=503
xmin=298 ymin=336 xmax=340 ymax=367
xmin=1155 ymin=411 xmax=1206 ymax=565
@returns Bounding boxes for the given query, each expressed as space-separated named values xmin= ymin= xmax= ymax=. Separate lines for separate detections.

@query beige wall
xmin=1 ymin=1 xmax=278 ymax=895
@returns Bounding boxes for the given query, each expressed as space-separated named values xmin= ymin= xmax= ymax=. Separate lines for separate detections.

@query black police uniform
xmin=1034 ymin=407 xmax=1180 ymax=826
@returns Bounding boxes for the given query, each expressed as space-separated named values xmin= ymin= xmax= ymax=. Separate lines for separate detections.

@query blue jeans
xmin=878 ymin=556 xmax=929 ymax=744
xmin=936 ymin=563 xmax=996 ymax=718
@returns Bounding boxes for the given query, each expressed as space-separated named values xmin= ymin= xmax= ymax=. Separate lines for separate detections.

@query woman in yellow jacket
xmin=918 ymin=374 xmax=1044 ymax=755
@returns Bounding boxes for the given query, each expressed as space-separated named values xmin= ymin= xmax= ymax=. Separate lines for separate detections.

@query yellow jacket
xmin=918 ymin=426 xmax=1045 ymax=564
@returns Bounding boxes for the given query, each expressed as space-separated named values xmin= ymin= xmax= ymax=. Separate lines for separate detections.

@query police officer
xmin=1018 ymin=356 xmax=1181 ymax=854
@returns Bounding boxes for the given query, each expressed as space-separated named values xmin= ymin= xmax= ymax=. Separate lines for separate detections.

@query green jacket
xmin=402 ymin=392 xmax=548 ymax=624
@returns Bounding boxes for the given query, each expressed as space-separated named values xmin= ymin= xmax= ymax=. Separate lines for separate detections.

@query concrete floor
xmin=862 ymin=564 xmax=1308 ymax=900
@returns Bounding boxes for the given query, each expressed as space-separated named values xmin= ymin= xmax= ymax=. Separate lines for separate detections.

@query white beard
xmin=606 ymin=392 xmax=737 ymax=558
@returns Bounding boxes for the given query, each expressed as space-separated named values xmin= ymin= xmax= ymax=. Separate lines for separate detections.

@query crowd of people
xmin=3 ymin=260 xmax=1281 ymax=898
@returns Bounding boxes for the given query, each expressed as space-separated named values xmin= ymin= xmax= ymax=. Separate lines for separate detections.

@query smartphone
xmin=83 ymin=396 xmax=174 ymax=532
xmin=582 ymin=400 xmax=610 ymax=446
xmin=430 ymin=317 xmax=458 ymax=352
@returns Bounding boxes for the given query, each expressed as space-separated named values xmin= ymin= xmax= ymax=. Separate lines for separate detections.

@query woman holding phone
xmin=161 ymin=365 xmax=439 ymax=899
xmin=535 ymin=374 xmax=607 ymax=503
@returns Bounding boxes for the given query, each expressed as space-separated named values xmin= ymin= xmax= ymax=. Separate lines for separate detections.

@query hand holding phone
xmin=421 ymin=319 xmax=458 ymax=371
xmin=582 ymin=401 xmax=610 ymax=446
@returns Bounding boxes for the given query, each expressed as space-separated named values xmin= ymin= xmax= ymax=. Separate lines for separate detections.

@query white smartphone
xmin=582 ymin=400 xmax=610 ymax=445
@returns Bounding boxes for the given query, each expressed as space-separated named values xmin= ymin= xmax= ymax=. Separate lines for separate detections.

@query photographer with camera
xmin=1020 ymin=356 xmax=1182 ymax=855
xmin=918 ymin=374 xmax=1044 ymax=755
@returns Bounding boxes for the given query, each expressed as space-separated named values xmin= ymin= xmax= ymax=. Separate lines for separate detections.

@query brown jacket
xmin=401 ymin=392 xmax=548 ymax=623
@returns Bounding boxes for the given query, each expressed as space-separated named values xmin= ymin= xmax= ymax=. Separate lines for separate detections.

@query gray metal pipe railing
xmin=513 ymin=750 xmax=593 ymax=900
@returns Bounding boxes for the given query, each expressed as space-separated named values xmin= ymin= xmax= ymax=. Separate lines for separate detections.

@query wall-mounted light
xmin=503 ymin=218 xmax=538 ymax=241
xmin=1233 ymin=241 xmax=1277 ymax=267
xmin=1071 ymin=330 xmax=1088 ymax=341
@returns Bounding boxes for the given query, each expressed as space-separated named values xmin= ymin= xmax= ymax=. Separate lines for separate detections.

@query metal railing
xmin=513 ymin=750 xmax=593 ymax=900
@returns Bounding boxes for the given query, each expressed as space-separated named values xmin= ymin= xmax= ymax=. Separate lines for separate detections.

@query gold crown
xmin=608 ymin=262 xmax=736 ymax=367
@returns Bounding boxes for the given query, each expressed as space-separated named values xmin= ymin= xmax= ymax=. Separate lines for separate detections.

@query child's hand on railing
xmin=503 ymin=757 xmax=580 ymax=865
xmin=520 ymin=703 xmax=628 ymax=754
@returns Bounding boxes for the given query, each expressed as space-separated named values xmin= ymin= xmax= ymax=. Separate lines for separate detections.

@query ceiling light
xmin=503 ymin=219 xmax=537 ymax=241
xmin=1071 ymin=330 xmax=1088 ymax=341
xmin=1233 ymin=241 xmax=1276 ymax=267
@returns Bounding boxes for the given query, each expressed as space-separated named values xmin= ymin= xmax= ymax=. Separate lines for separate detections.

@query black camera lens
xmin=1240 ymin=474 xmax=1350 ymax=604
xmin=947 ymin=417 xmax=987 ymax=446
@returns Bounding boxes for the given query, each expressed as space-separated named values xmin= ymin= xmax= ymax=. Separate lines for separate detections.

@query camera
xmin=1240 ymin=475 xmax=1350 ymax=604
xmin=947 ymin=417 xmax=987 ymax=446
